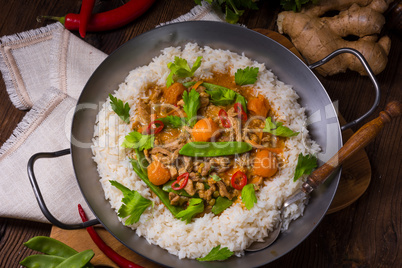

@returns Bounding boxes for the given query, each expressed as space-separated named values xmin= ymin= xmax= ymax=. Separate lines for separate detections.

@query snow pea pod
xmin=55 ymin=249 xmax=94 ymax=268
xmin=20 ymin=255 xmax=64 ymax=268
xmin=23 ymin=236 xmax=78 ymax=258
xmin=179 ymin=141 xmax=252 ymax=157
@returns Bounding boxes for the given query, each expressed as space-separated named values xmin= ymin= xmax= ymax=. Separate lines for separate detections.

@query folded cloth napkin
xmin=0 ymin=2 xmax=223 ymax=224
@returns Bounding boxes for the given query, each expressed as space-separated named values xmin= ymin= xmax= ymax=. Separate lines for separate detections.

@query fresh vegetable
xmin=247 ymin=95 xmax=270 ymax=117
xmin=176 ymin=198 xmax=204 ymax=224
xmin=163 ymin=82 xmax=187 ymax=104
xmin=130 ymin=158 xmax=184 ymax=217
xmin=20 ymin=236 xmax=94 ymax=268
xmin=231 ymin=170 xmax=247 ymax=190
xmin=109 ymin=94 xmax=130 ymax=124
xmin=196 ymin=245 xmax=234 ymax=261
xmin=192 ymin=118 xmax=220 ymax=142
xmin=147 ymin=160 xmax=171 ymax=186
xmin=263 ymin=117 xmax=299 ymax=137
xmin=179 ymin=141 xmax=252 ymax=157
xmin=79 ymin=0 xmax=95 ymax=38
xmin=55 ymin=249 xmax=94 ymax=268
xmin=211 ymin=174 xmax=222 ymax=182
xmin=162 ymin=180 xmax=192 ymax=197
xmin=280 ymin=0 xmax=318 ymax=12
xmin=110 ymin=180 xmax=152 ymax=225
xmin=183 ymin=88 xmax=201 ymax=127
xmin=145 ymin=120 xmax=164 ymax=135
xmin=234 ymin=102 xmax=247 ymax=122
xmin=184 ymin=81 xmax=248 ymax=112
xmin=172 ymin=172 xmax=189 ymax=190
xmin=38 ymin=0 xmax=155 ymax=32
xmin=157 ymin=115 xmax=186 ymax=128
xmin=235 ymin=67 xmax=259 ymax=85
xmin=241 ymin=184 xmax=257 ymax=210
xmin=219 ymin=109 xmax=231 ymax=128
xmin=277 ymin=0 xmax=391 ymax=76
xmin=20 ymin=255 xmax=65 ymax=268
xmin=195 ymin=0 xmax=258 ymax=24
xmin=293 ymin=153 xmax=318 ymax=181
xmin=78 ymin=204 xmax=143 ymax=268
xmin=253 ymin=150 xmax=278 ymax=178
xmin=166 ymin=56 xmax=202 ymax=87
xmin=23 ymin=236 xmax=78 ymax=258
xmin=121 ymin=131 xmax=154 ymax=150
xmin=211 ymin=197 xmax=233 ymax=214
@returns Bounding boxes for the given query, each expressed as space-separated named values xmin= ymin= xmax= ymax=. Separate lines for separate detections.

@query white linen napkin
xmin=0 ymin=2 xmax=223 ymax=224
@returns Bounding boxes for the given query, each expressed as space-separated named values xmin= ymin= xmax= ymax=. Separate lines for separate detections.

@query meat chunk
xmin=169 ymin=192 xmax=180 ymax=206
xmin=137 ymin=101 xmax=150 ymax=125
xmin=217 ymin=181 xmax=235 ymax=200
xmin=184 ymin=178 xmax=196 ymax=196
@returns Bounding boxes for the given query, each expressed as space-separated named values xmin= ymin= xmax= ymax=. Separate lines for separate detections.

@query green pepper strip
xmin=179 ymin=141 xmax=252 ymax=157
xmin=20 ymin=255 xmax=65 ymax=268
xmin=131 ymin=150 xmax=184 ymax=216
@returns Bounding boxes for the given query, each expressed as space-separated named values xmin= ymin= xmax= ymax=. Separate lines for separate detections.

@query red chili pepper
xmin=79 ymin=0 xmax=96 ymax=38
xmin=172 ymin=172 xmax=189 ymax=190
xmin=146 ymin=120 xmax=164 ymax=135
xmin=38 ymin=0 xmax=155 ymax=32
xmin=234 ymin=103 xmax=247 ymax=122
xmin=218 ymin=109 xmax=231 ymax=128
xmin=78 ymin=204 xmax=143 ymax=268
xmin=231 ymin=170 xmax=247 ymax=190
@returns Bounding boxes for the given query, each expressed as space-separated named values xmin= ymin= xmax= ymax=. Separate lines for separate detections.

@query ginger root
xmin=277 ymin=0 xmax=393 ymax=76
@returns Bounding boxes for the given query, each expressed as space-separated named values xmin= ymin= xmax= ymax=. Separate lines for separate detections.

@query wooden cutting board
xmin=50 ymin=29 xmax=371 ymax=267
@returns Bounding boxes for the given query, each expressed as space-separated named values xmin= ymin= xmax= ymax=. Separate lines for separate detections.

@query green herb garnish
xmin=212 ymin=197 xmax=233 ymax=214
xmin=280 ymin=0 xmax=318 ymax=12
xmin=293 ymin=153 xmax=318 ymax=181
xmin=162 ymin=180 xmax=192 ymax=197
xmin=166 ymin=56 xmax=202 ymax=87
xmin=205 ymin=85 xmax=236 ymax=106
xmin=183 ymin=88 xmax=201 ymax=127
xmin=109 ymin=94 xmax=130 ymax=124
xmin=241 ymin=184 xmax=257 ymax=210
xmin=157 ymin=115 xmax=186 ymax=129
xmin=211 ymin=174 xmax=222 ymax=182
xmin=263 ymin=117 xmax=299 ymax=137
xmin=110 ymin=180 xmax=152 ymax=225
xmin=176 ymin=198 xmax=204 ymax=224
xmin=196 ymin=245 xmax=234 ymax=261
xmin=121 ymin=131 xmax=154 ymax=151
xmin=235 ymin=67 xmax=259 ymax=86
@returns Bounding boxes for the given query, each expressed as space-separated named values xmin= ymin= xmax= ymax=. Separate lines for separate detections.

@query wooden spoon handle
xmin=303 ymin=101 xmax=401 ymax=193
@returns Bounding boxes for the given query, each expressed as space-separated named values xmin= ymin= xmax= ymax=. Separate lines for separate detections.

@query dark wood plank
xmin=0 ymin=0 xmax=401 ymax=267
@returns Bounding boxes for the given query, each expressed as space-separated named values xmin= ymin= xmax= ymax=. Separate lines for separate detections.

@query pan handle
xmin=27 ymin=149 xmax=99 ymax=229
xmin=308 ymin=48 xmax=380 ymax=131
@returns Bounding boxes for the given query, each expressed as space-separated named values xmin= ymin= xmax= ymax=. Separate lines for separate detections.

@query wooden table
xmin=0 ymin=1 xmax=401 ymax=267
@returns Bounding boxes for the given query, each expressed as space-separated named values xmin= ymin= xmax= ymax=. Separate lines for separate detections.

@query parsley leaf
xmin=205 ymin=86 xmax=236 ymax=106
xmin=166 ymin=56 xmax=202 ymax=87
xmin=157 ymin=115 xmax=186 ymax=129
xmin=183 ymin=89 xmax=201 ymax=127
xmin=211 ymin=197 xmax=233 ymax=214
xmin=176 ymin=198 xmax=204 ymax=224
xmin=241 ymin=184 xmax=257 ymax=210
xmin=196 ymin=245 xmax=234 ymax=261
xmin=293 ymin=153 xmax=318 ymax=181
xmin=263 ymin=117 xmax=299 ymax=137
xmin=211 ymin=174 xmax=222 ymax=182
xmin=109 ymin=94 xmax=130 ymax=124
xmin=121 ymin=131 xmax=154 ymax=151
xmin=235 ymin=67 xmax=259 ymax=86
xmin=110 ymin=180 xmax=152 ymax=225
xmin=280 ymin=0 xmax=318 ymax=12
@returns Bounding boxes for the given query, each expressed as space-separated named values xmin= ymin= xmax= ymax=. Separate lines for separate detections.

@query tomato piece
xmin=172 ymin=172 xmax=189 ymax=190
xmin=218 ymin=109 xmax=231 ymax=128
xmin=231 ymin=170 xmax=247 ymax=190
xmin=146 ymin=120 xmax=164 ymax=135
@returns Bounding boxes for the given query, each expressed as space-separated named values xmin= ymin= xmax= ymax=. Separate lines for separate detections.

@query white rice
xmin=91 ymin=43 xmax=320 ymax=259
